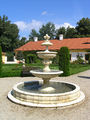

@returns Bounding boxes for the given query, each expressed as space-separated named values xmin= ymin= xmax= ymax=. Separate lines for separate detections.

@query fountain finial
xmin=44 ymin=34 xmax=50 ymax=40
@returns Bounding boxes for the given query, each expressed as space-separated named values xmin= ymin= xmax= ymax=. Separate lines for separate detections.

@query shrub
xmin=77 ymin=55 xmax=84 ymax=64
xmin=16 ymin=51 xmax=24 ymax=60
xmin=6 ymin=52 xmax=14 ymax=61
xmin=52 ymin=53 xmax=59 ymax=64
xmin=0 ymin=46 xmax=2 ymax=75
xmin=59 ymin=47 xmax=70 ymax=76
xmin=26 ymin=54 xmax=41 ymax=64
xmin=21 ymin=66 xmax=40 ymax=77
xmin=72 ymin=55 xmax=84 ymax=64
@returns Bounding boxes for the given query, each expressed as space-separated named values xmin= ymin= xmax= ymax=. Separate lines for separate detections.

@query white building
xmin=15 ymin=36 xmax=90 ymax=62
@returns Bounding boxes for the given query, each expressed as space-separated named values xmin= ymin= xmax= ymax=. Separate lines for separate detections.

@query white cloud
xmin=15 ymin=20 xmax=74 ymax=33
xmin=14 ymin=21 xmax=27 ymax=31
xmin=14 ymin=20 xmax=74 ymax=38
xmin=41 ymin=11 xmax=47 ymax=15
xmin=14 ymin=20 xmax=42 ymax=32
xmin=55 ymin=23 xmax=75 ymax=29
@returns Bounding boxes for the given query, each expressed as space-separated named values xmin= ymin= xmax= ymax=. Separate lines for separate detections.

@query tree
xmin=39 ymin=22 xmax=56 ymax=40
xmin=29 ymin=29 xmax=39 ymax=41
xmin=56 ymin=27 xmax=66 ymax=39
xmin=0 ymin=15 xmax=19 ymax=52
xmin=16 ymin=51 xmax=24 ymax=60
xmin=76 ymin=17 xmax=90 ymax=36
xmin=59 ymin=47 xmax=70 ymax=76
xmin=0 ymin=46 xmax=2 ymax=75
xmin=65 ymin=27 xmax=77 ymax=38
xmin=19 ymin=37 xmax=27 ymax=46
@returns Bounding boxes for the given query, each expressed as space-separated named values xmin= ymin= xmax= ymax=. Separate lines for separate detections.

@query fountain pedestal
xmin=43 ymin=78 xmax=50 ymax=84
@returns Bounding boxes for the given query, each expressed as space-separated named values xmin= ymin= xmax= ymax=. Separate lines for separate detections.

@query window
xmin=85 ymin=54 xmax=90 ymax=60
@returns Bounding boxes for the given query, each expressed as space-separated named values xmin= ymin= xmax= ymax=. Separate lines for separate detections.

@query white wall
xmin=70 ymin=52 xmax=88 ymax=62
xmin=4 ymin=56 xmax=18 ymax=64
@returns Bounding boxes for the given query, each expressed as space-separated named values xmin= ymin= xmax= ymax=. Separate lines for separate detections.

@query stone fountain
xmin=8 ymin=34 xmax=85 ymax=108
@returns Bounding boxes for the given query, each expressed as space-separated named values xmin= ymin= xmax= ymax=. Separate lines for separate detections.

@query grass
xmin=70 ymin=64 xmax=90 ymax=75
xmin=0 ymin=63 xmax=90 ymax=77
xmin=0 ymin=64 xmax=22 ymax=77
xmin=28 ymin=63 xmax=90 ymax=75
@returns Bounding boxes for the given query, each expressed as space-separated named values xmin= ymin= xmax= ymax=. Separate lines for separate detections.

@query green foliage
xmin=76 ymin=17 xmax=90 ymax=35
xmin=6 ymin=52 xmax=14 ymax=61
xmin=56 ymin=27 xmax=78 ymax=39
xmin=70 ymin=63 xmax=90 ymax=75
xmin=59 ymin=47 xmax=70 ymax=76
xmin=52 ymin=54 xmax=59 ymax=64
xmin=73 ymin=54 xmax=84 ymax=64
xmin=16 ymin=51 xmax=24 ymax=60
xmin=29 ymin=29 xmax=39 ymax=41
xmin=0 ymin=46 xmax=2 ymax=75
xmin=29 ymin=22 xmax=56 ymax=40
xmin=0 ymin=15 xmax=19 ymax=52
xmin=19 ymin=37 xmax=27 ymax=47
xmin=0 ymin=64 xmax=22 ymax=77
xmin=27 ymin=54 xmax=40 ymax=64
xmin=21 ymin=66 xmax=40 ymax=77
xmin=23 ymin=51 xmax=40 ymax=64
xmin=26 ymin=55 xmax=29 ymax=64
xmin=28 ymin=17 xmax=90 ymax=40
xmin=72 ymin=56 xmax=84 ymax=64
xmin=39 ymin=22 xmax=55 ymax=40
xmin=65 ymin=27 xmax=77 ymax=38
xmin=23 ymin=51 xmax=41 ymax=64
xmin=77 ymin=55 xmax=84 ymax=64
xmin=0 ymin=63 xmax=90 ymax=78
xmin=39 ymin=22 xmax=56 ymax=40
xmin=56 ymin=27 xmax=66 ymax=39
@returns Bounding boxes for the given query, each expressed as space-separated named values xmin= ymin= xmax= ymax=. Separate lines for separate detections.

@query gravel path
xmin=0 ymin=70 xmax=90 ymax=120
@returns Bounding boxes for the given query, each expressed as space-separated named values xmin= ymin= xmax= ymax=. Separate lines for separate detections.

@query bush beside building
xmin=59 ymin=47 xmax=70 ymax=76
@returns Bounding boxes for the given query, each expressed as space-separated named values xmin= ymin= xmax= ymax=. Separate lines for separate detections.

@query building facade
xmin=15 ymin=37 xmax=90 ymax=62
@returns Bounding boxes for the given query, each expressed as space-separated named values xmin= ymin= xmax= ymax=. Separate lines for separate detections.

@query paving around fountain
xmin=0 ymin=70 xmax=90 ymax=120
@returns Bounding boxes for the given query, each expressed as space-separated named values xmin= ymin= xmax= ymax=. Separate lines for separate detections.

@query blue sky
xmin=0 ymin=0 xmax=90 ymax=39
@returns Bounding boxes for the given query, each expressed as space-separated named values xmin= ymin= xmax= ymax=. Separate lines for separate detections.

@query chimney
xmin=33 ymin=37 xmax=38 ymax=42
xmin=59 ymin=34 xmax=63 ymax=40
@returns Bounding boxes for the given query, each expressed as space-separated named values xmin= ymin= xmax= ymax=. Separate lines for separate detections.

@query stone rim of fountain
xmin=8 ymin=81 xmax=85 ymax=108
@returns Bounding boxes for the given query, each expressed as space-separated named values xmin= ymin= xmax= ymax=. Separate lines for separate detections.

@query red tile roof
xmin=15 ymin=37 xmax=90 ymax=51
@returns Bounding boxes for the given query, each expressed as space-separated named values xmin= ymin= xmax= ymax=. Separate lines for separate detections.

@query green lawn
xmin=0 ymin=63 xmax=90 ymax=77
xmin=29 ymin=63 xmax=90 ymax=75
xmin=0 ymin=64 xmax=22 ymax=77
xmin=70 ymin=64 xmax=90 ymax=75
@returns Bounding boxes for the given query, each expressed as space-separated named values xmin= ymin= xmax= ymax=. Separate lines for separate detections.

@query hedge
xmin=59 ymin=47 xmax=70 ymax=76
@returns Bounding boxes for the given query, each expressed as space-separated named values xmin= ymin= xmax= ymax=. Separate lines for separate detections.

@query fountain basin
xmin=30 ymin=70 xmax=63 ymax=79
xmin=8 ymin=81 xmax=85 ymax=108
